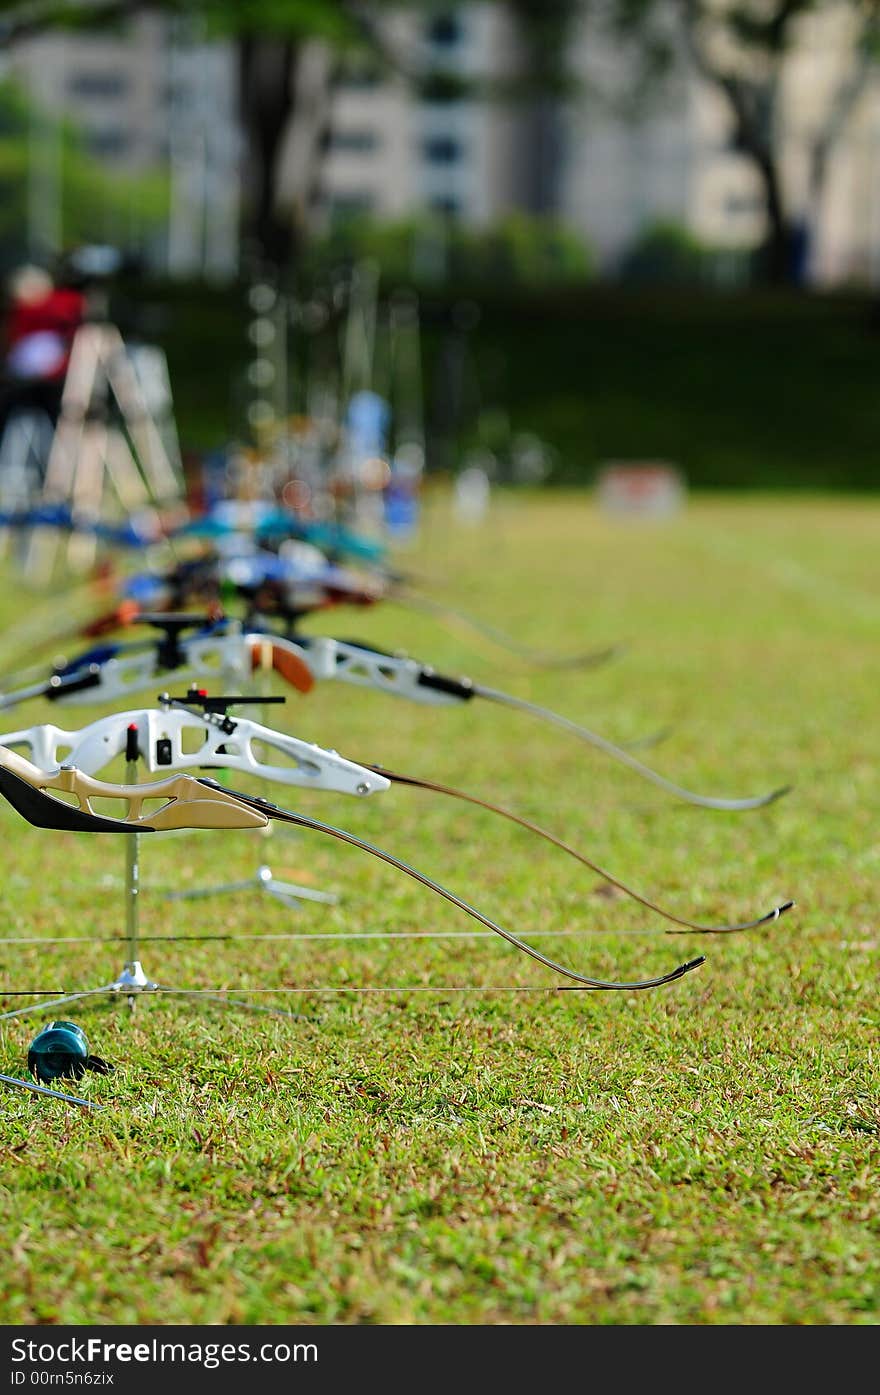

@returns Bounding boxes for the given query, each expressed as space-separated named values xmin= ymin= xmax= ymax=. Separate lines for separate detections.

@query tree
xmin=0 ymin=1 xmax=391 ymax=272
xmin=505 ymin=1 xmax=581 ymax=213
xmin=596 ymin=0 xmax=880 ymax=283
xmin=0 ymin=2 xmax=587 ymax=277
xmin=0 ymin=75 xmax=168 ymax=269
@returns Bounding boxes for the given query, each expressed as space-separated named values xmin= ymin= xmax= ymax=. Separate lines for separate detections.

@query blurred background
xmin=0 ymin=0 xmax=878 ymax=505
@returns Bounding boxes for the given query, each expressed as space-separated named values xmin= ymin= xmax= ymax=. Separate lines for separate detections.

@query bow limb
xmin=310 ymin=638 xmax=788 ymax=809
xmin=367 ymin=766 xmax=795 ymax=934
xmin=0 ymin=750 xmax=703 ymax=991
xmin=0 ymin=747 xmax=269 ymax=832
xmin=473 ymin=685 xmax=791 ymax=812
xmin=290 ymin=638 xmax=787 ymax=808
xmin=389 ymin=589 xmax=623 ymax=670
xmin=197 ymin=780 xmax=705 ymax=992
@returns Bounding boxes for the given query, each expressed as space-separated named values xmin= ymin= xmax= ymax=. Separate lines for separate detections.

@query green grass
xmin=0 ymin=490 xmax=877 ymax=1325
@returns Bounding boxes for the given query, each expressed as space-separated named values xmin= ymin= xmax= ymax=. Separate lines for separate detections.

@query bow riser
xmin=298 ymin=637 xmax=469 ymax=707
xmin=51 ymin=633 xmax=254 ymax=707
xmin=5 ymin=631 xmax=466 ymax=713
xmin=0 ymin=709 xmax=390 ymax=797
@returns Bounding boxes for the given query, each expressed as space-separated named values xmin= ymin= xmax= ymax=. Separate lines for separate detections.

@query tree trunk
xmin=237 ymin=36 xmax=299 ymax=273
xmin=753 ymin=149 xmax=802 ymax=285
xmin=718 ymin=81 xmax=802 ymax=287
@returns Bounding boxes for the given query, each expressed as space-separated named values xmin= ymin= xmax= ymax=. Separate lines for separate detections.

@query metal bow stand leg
xmin=0 ymin=726 xmax=300 ymax=1025
xmin=164 ymin=684 xmax=339 ymax=912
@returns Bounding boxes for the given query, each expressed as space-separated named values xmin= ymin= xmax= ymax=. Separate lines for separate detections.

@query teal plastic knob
xmin=27 ymin=1020 xmax=112 ymax=1083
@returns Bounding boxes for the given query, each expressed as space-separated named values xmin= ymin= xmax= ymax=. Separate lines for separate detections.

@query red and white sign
xmin=596 ymin=462 xmax=686 ymax=517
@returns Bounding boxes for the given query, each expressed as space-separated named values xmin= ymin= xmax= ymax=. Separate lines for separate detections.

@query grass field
xmin=0 ymin=490 xmax=877 ymax=1326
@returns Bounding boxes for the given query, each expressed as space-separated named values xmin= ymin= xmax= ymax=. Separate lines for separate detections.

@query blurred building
xmin=3 ymin=2 xmax=879 ymax=288
xmin=310 ymin=2 xmax=880 ymax=288
xmin=559 ymin=5 xmax=880 ymax=286
xmin=304 ymin=4 xmax=528 ymax=228
xmin=4 ymin=11 xmax=240 ymax=278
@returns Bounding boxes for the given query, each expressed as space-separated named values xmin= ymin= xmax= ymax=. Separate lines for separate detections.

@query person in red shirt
xmin=4 ymin=263 xmax=86 ymax=384
xmin=0 ymin=264 xmax=87 ymax=478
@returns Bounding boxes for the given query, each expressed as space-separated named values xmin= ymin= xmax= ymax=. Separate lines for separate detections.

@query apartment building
xmin=5 ymin=11 xmax=240 ymax=278
xmin=315 ymin=3 xmax=880 ymax=286
xmin=4 ymin=3 xmax=878 ymax=287
xmin=558 ymin=4 xmax=880 ymax=284
xmin=306 ymin=4 xmax=528 ymax=229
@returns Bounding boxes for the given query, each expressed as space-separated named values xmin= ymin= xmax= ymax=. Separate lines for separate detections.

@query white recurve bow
xmin=0 ymin=704 xmax=389 ymax=797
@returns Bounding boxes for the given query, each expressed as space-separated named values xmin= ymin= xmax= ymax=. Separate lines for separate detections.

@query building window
xmin=423 ymin=134 xmax=463 ymax=164
xmin=325 ymin=129 xmax=380 ymax=155
xmin=333 ymin=58 xmax=382 ymax=89
xmin=418 ymin=71 xmax=467 ymax=104
xmin=426 ymin=13 xmax=463 ymax=45
xmin=329 ymin=191 xmax=376 ymax=218
xmin=68 ymin=72 xmax=128 ymax=99
xmin=86 ymin=128 xmax=131 ymax=157
xmin=428 ymin=194 xmax=461 ymax=215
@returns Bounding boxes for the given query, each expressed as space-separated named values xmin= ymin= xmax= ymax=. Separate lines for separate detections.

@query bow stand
xmin=0 ymin=697 xmax=389 ymax=1024
xmin=0 ymin=720 xmax=299 ymax=1024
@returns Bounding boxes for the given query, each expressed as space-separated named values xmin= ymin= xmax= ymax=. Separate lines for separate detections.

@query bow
xmin=0 ymin=745 xmax=704 ymax=993
xmin=166 ymin=501 xmax=610 ymax=664
xmin=0 ymin=504 xmax=161 ymax=549
xmin=74 ymin=538 xmax=618 ymax=671
xmin=0 ymin=615 xmax=790 ymax=811
xmin=0 ymin=702 xmax=793 ymax=936
xmin=172 ymin=505 xmax=389 ymax=565
xmin=0 ymin=700 xmax=389 ymax=798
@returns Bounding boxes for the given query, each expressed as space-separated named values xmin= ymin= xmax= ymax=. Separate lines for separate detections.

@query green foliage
xmin=476 ymin=212 xmax=594 ymax=286
xmin=458 ymin=288 xmax=880 ymax=489
xmin=0 ymin=79 xmax=169 ymax=272
xmin=195 ymin=0 xmax=364 ymax=44
xmin=0 ymin=0 xmax=485 ymax=61
xmin=617 ymin=219 xmax=710 ymax=285
xmin=306 ymin=211 xmax=595 ymax=290
xmin=0 ymin=0 xmax=363 ymax=44
xmin=133 ymin=278 xmax=880 ymax=489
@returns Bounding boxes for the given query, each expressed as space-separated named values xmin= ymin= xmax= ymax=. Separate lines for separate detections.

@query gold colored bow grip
xmin=0 ymin=746 xmax=269 ymax=833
